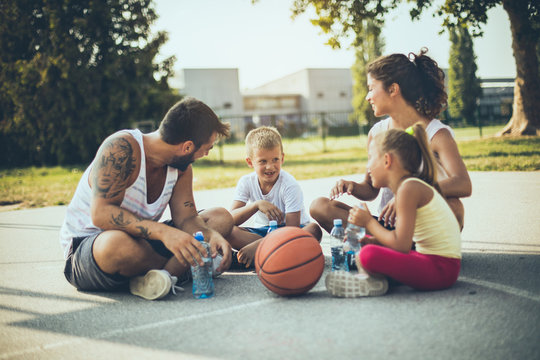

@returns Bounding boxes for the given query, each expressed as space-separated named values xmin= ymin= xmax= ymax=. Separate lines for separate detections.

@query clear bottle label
xmin=191 ymin=241 xmax=214 ymax=299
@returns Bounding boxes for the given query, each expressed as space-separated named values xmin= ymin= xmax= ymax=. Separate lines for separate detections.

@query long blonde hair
xmin=375 ymin=122 xmax=441 ymax=193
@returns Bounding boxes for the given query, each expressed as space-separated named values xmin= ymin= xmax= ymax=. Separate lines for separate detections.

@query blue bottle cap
xmin=194 ymin=231 xmax=204 ymax=242
xmin=333 ymin=219 xmax=342 ymax=226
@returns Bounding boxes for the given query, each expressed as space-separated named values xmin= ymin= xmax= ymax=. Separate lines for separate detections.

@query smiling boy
xmin=226 ymin=126 xmax=322 ymax=268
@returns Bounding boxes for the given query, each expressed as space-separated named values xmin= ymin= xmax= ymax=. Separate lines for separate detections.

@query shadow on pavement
xmin=4 ymin=253 xmax=539 ymax=360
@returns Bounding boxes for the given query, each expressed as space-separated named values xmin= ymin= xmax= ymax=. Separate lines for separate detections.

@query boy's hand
xmin=237 ymin=241 xmax=259 ymax=268
xmin=256 ymin=200 xmax=284 ymax=223
xmin=330 ymin=179 xmax=355 ymax=200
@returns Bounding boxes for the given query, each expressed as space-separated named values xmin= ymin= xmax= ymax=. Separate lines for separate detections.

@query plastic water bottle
xmin=330 ymin=219 xmax=346 ymax=271
xmin=191 ymin=231 xmax=214 ymax=299
xmin=344 ymin=222 xmax=365 ymax=270
xmin=267 ymin=220 xmax=278 ymax=234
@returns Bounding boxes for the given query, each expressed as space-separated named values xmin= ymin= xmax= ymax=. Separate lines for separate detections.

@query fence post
xmin=320 ymin=112 xmax=327 ymax=152
xmin=218 ymin=140 xmax=224 ymax=164
xmin=476 ymin=99 xmax=482 ymax=138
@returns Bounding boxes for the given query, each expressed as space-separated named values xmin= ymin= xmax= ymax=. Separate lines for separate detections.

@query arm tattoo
xmin=110 ymin=211 xmax=132 ymax=227
xmin=136 ymin=226 xmax=151 ymax=240
xmin=93 ymin=138 xmax=136 ymax=199
xmin=184 ymin=201 xmax=195 ymax=208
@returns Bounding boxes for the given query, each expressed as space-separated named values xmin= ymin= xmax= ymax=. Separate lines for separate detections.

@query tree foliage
xmin=291 ymin=1 xmax=387 ymax=127
xmin=448 ymin=24 xmax=481 ymax=125
xmin=291 ymin=0 xmax=540 ymax=136
xmin=0 ymin=0 xmax=181 ymax=167
xmin=351 ymin=20 xmax=384 ymax=127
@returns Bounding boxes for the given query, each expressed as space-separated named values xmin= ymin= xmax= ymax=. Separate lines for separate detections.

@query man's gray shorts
xmin=64 ymin=226 xmax=175 ymax=291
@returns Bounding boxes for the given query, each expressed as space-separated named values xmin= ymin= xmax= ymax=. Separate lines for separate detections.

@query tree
xmin=448 ymin=24 xmax=481 ymax=125
xmin=291 ymin=1 xmax=385 ymax=128
xmin=0 ymin=0 xmax=180 ymax=167
xmin=291 ymin=0 xmax=540 ymax=136
xmin=351 ymin=22 xmax=384 ymax=128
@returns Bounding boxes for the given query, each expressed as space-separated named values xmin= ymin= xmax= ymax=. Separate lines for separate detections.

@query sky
xmin=152 ymin=0 xmax=515 ymax=90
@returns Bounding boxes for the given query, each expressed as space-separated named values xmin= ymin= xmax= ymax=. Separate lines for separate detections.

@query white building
xmin=177 ymin=68 xmax=245 ymax=136
xmin=175 ymin=67 xmax=354 ymax=138
xmin=245 ymin=68 xmax=353 ymax=113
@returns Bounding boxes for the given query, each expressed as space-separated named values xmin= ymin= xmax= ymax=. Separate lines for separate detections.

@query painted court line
xmin=1 ymin=298 xmax=277 ymax=359
xmin=460 ymin=276 xmax=540 ymax=303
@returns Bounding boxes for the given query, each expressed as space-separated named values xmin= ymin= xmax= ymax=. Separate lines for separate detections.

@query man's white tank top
xmin=369 ymin=118 xmax=454 ymax=214
xmin=59 ymin=129 xmax=178 ymax=259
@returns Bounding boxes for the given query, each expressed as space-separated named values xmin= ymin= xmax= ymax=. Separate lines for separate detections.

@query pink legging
xmin=358 ymin=244 xmax=461 ymax=291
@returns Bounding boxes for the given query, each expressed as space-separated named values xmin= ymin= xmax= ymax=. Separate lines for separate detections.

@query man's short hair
xmin=245 ymin=126 xmax=283 ymax=158
xmin=158 ymin=97 xmax=230 ymax=147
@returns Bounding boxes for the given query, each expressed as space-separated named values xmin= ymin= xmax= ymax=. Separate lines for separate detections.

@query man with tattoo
xmin=60 ymin=97 xmax=233 ymax=300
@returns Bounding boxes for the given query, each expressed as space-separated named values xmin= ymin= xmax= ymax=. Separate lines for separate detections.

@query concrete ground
xmin=0 ymin=172 xmax=539 ymax=360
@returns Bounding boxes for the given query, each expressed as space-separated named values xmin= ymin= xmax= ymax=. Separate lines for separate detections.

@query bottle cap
xmin=269 ymin=220 xmax=278 ymax=226
xmin=333 ymin=219 xmax=342 ymax=226
xmin=194 ymin=231 xmax=204 ymax=242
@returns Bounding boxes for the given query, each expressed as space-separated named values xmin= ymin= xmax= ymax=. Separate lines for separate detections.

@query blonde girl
xmin=325 ymin=123 xmax=461 ymax=297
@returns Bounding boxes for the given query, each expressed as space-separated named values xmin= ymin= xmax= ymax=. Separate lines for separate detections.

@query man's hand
xmin=208 ymin=232 xmax=232 ymax=273
xmin=256 ymin=200 xmax=284 ymax=223
xmin=329 ymin=179 xmax=356 ymax=200
xmin=161 ymin=229 xmax=207 ymax=267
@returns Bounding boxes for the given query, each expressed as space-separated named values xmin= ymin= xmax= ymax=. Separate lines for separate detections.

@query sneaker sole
xmin=325 ymin=271 xmax=388 ymax=298
xmin=129 ymin=270 xmax=171 ymax=300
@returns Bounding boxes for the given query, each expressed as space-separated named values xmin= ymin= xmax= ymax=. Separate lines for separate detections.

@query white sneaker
xmin=325 ymin=271 xmax=388 ymax=298
xmin=129 ymin=269 xmax=183 ymax=300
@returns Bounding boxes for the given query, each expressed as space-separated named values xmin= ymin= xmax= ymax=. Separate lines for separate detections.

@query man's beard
xmin=169 ymin=152 xmax=196 ymax=171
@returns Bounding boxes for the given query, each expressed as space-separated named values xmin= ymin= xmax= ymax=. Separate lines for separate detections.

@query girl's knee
xmin=358 ymin=244 xmax=382 ymax=271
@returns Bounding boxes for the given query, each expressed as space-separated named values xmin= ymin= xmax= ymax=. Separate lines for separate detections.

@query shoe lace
xmin=169 ymin=275 xmax=185 ymax=295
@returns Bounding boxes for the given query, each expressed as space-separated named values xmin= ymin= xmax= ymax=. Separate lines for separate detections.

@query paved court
xmin=0 ymin=172 xmax=539 ymax=359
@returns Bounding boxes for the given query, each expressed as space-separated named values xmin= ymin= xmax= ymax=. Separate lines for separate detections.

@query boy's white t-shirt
xmin=233 ymin=169 xmax=310 ymax=228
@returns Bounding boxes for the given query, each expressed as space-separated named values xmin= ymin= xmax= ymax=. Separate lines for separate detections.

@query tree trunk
xmin=498 ymin=0 xmax=540 ymax=136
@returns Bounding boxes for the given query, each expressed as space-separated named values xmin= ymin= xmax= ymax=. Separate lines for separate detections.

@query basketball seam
xmin=259 ymin=234 xmax=316 ymax=270
xmin=258 ymin=257 xmax=324 ymax=293
xmin=260 ymin=252 xmax=324 ymax=275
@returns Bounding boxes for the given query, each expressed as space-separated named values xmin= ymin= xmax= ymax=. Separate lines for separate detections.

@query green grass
xmin=1 ymin=125 xmax=538 ymax=210
xmin=458 ymin=136 xmax=540 ymax=171
xmin=0 ymin=166 xmax=83 ymax=208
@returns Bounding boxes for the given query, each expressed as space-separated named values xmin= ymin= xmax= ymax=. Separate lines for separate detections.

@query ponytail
xmin=409 ymin=123 xmax=441 ymax=193
xmin=379 ymin=122 xmax=442 ymax=193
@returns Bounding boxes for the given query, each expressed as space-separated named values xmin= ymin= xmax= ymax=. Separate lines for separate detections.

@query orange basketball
xmin=255 ymin=226 xmax=324 ymax=296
